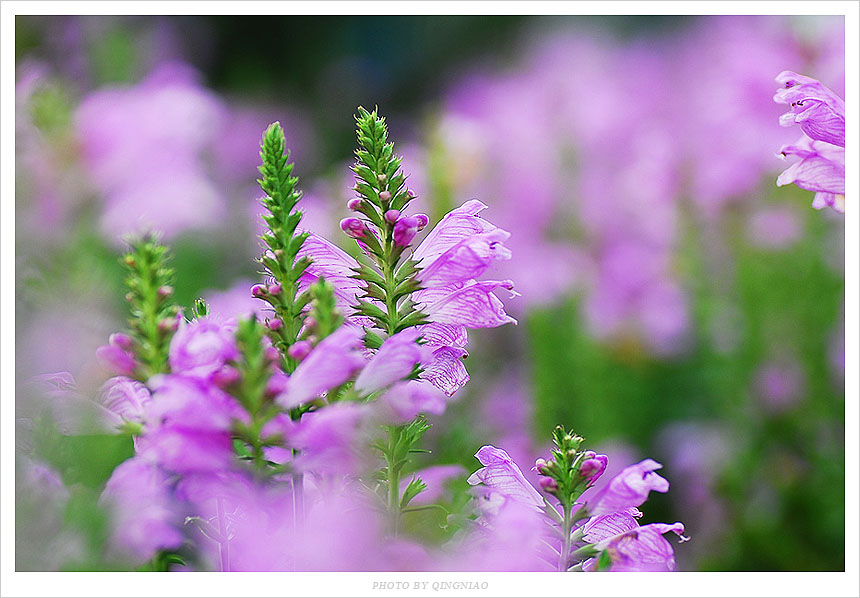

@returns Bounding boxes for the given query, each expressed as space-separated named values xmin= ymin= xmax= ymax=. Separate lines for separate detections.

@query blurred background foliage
xmin=15 ymin=15 xmax=844 ymax=571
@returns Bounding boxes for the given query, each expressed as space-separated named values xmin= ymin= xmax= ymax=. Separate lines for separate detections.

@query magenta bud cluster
xmin=288 ymin=339 xmax=313 ymax=362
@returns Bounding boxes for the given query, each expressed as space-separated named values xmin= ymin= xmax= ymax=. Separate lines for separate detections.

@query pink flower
xmin=589 ymin=522 xmax=688 ymax=571
xmin=586 ymin=459 xmax=670 ymax=516
xmin=100 ymin=457 xmax=184 ymax=562
xmin=466 ymin=445 xmax=544 ymax=510
xmin=774 ymin=71 xmax=845 ymax=148
xmin=777 ymin=136 xmax=845 ymax=213
xmin=774 ymin=71 xmax=845 ymax=213
xmin=277 ymin=326 xmax=366 ymax=408
xmin=297 ymin=199 xmax=516 ymax=396
xmin=169 ymin=317 xmax=240 ymax=380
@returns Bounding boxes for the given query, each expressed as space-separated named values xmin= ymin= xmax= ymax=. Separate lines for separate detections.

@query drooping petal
xmin=423 ymin=280 xmax=518 ymax=328
xmin=417 ymin=228 xmax=512 ymax=288
xmin=774 ymin=70 xmax=845 ymax=147
xmin=413 ymin=200 xmax=498 ymax=265
xmin=586 ymin=458 xmax=670 ymax=516
xmin=777 ymin=139 xmax=845 ymax=194
xmin=421 ymin=345 xmax=470 ymax=396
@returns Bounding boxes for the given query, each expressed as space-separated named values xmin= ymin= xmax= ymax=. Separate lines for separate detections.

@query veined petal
xmin=421 ymin=345 xmax=470 ymax=396
xmin=297 ymin=233 xmax=362 ymax=311
xmin=418 ymin=228 xmax=512 ymax=288
xmin=587 ymin=459 xmax=670 ymax=516
xmin=424 ymin=280 xmax=518 ymax=328
xmin=413 ymin=200 xmax=498 ymax=265
xmin=418 ymin=322 xmax=469 ymax=348
xmin=467 ymin=445 xmax=544 ymax=510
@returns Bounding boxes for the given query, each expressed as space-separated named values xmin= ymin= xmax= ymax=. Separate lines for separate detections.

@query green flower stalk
xmin=105 ymin=235 xmax=179 ymax=382
xmin=256 ymin=122 xmax=312 ymax=373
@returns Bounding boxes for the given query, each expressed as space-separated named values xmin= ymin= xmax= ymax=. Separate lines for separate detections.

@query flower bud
xmin=157 ymin=285 xmax=173 ymax=298
xmin=125 ymin=292 xmax=134 ymax=302
xmin=377 ymin=174 xmax=388 ymax=184
xmin=251 ymin=284 xmax=267 ymax=298
xmin=579 ymin=454 xmax=608 ymax=484
xmin=264 ymin=346 xmax=281 ymax=363
xmin=393 ymin=215 xmax=423 ymax=247
xmin=212 ymin=366 xmax=241 ymax=388
xmin=274 ymin=248 xmax=285 ymax=259
xmin=379 ymin=190 xmax=392 ymax=202
xmin=265 ymin=372 xmax=288 ymax=397
xmin=303 ymin=317 xmax=317 ymax=332
xmin=533 ymin=458 xmax=548 ymax=471
xmin=347 ymin=198 xmax=363 ymax=211
xmin=96 ymin=344 xmax=136 ymax=376
xmin=340 ymin=217 xmax=367 ymax=239
xmin=109 ymin=333 xmax=133 ymax=350
xmin=539 ymin=476 xmax=558 ymax=493
xmin=124 ymin=255 xmax=136 ymax=267
xmin=267 ymin=318 xmax=284 ymax=331
xmin=288 ymin=340 xmax=313 ymax=362
xmin=384 ymin=209 xmax=401 ymax=224
xmin=414 ymin=213 xmax=429 ymax=229
xmin=157 ymin=318 xmax=179 ymax=334
xmin=268 ymin=284 xmax=282 ymax=296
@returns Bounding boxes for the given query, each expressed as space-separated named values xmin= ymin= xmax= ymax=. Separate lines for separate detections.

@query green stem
xmin=386 ymin=427 xmax=401 ymax=536
xmin=558 ymin=503 xmax=573 ymax=572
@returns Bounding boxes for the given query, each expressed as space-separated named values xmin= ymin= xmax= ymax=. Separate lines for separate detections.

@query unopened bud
xmin=340 ymin=217 xmax=367 ymax=239
xmin=158 ymin=318 xmax=179 ymax=334
xmin=212 ymin=366 xmax=241 ymax=388
xmin=288 ymin=340 xmax=313 ymax=362
xmin=303 ymin=317 xmax=317 ymax=332
xmin=264 ymin=346 xmax=281 ymax=363
xmin=157 ymin=285 xmax=173 ymax=298
xmin=274 ymin=248 xmax=285 ymax=259
xmin=124 ymin=255 xmax=136 ymax=267
xmin=579 ymin=454 xmax=608 ymax=483
xmin=347 ymin=198 xmax=363 ymax=211
xmin=539 ymin=477 xmax=558 ymax=493
xmin=267 ymin=318 xmax=284 ymax=331
xmin=109 ymin=333 xmax=133 ymax=350
xmin=379 ymin=190 xmax=392 ymax=202
xmin=268 ymin=284 xmax=282 ymax=296
xmin=251 ymin=284 xmax=266 ymax=298
xmin=384 ymin=209 xmax=401 ymax=224
xmin=125 ymin=292 xmax=134 ymax=302
xmin=377 ymin=174 xmax=387 ymax=184
xmin=533 ymin=458 xmax=548 ymax=471
xmin=392 ymin=215 xmax=422 ymax=247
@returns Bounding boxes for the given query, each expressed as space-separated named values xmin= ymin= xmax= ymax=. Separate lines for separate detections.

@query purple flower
xmin=277 ymin=326 xmax=366 ymax=408
xmin=467 ymin=445 xmax=544 ymax=510
xmin=96 ymin=341 xmax=137 ymax=377
xmin=392 ymin=214 xmax=428 ymax=246
xmin=289 ymin=402 xmax=373 ymax=475
xmin=298 ymin=199 xmax=516 ymax=396
xmin=169 ymin=317 xmax=240 ymax=380
xmin=100 ymin=376 xmax=151 ymax=427
xmin=353 ymin=328 xmax=434 ymax=395
xmin=777 ymin=136 xmax=845 ymax=213
xmin=586 ymin=459 xmax=670 ymax=516
xmin=100 ymin=457 xmax=184 ymax=562
xmin=590 ymin=522 xmax=688 ymax=572
xmin=579 ymin=451 xmax=609 ymax=484
xmin=378 ymin=380 xmax=447 ymax=423
xmin=138 ymin=374 xmax=244 ymax=473
xmin=774 ymin=71 xmax=845 ymax=148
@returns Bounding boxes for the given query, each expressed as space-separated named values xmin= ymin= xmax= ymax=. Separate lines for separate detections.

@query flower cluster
xmin=466 ymin=427 xmax=687 ymax=571
xmin=774 ymin=71 xmax=846 ymax=213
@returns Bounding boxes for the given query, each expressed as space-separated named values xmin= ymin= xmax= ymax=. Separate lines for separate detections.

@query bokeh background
xmin=15 ymin=15 xmax=845 ymax=571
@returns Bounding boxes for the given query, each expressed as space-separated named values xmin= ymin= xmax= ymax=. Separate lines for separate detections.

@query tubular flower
xmin=774 ymin=71 xmax=845 ymax=213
